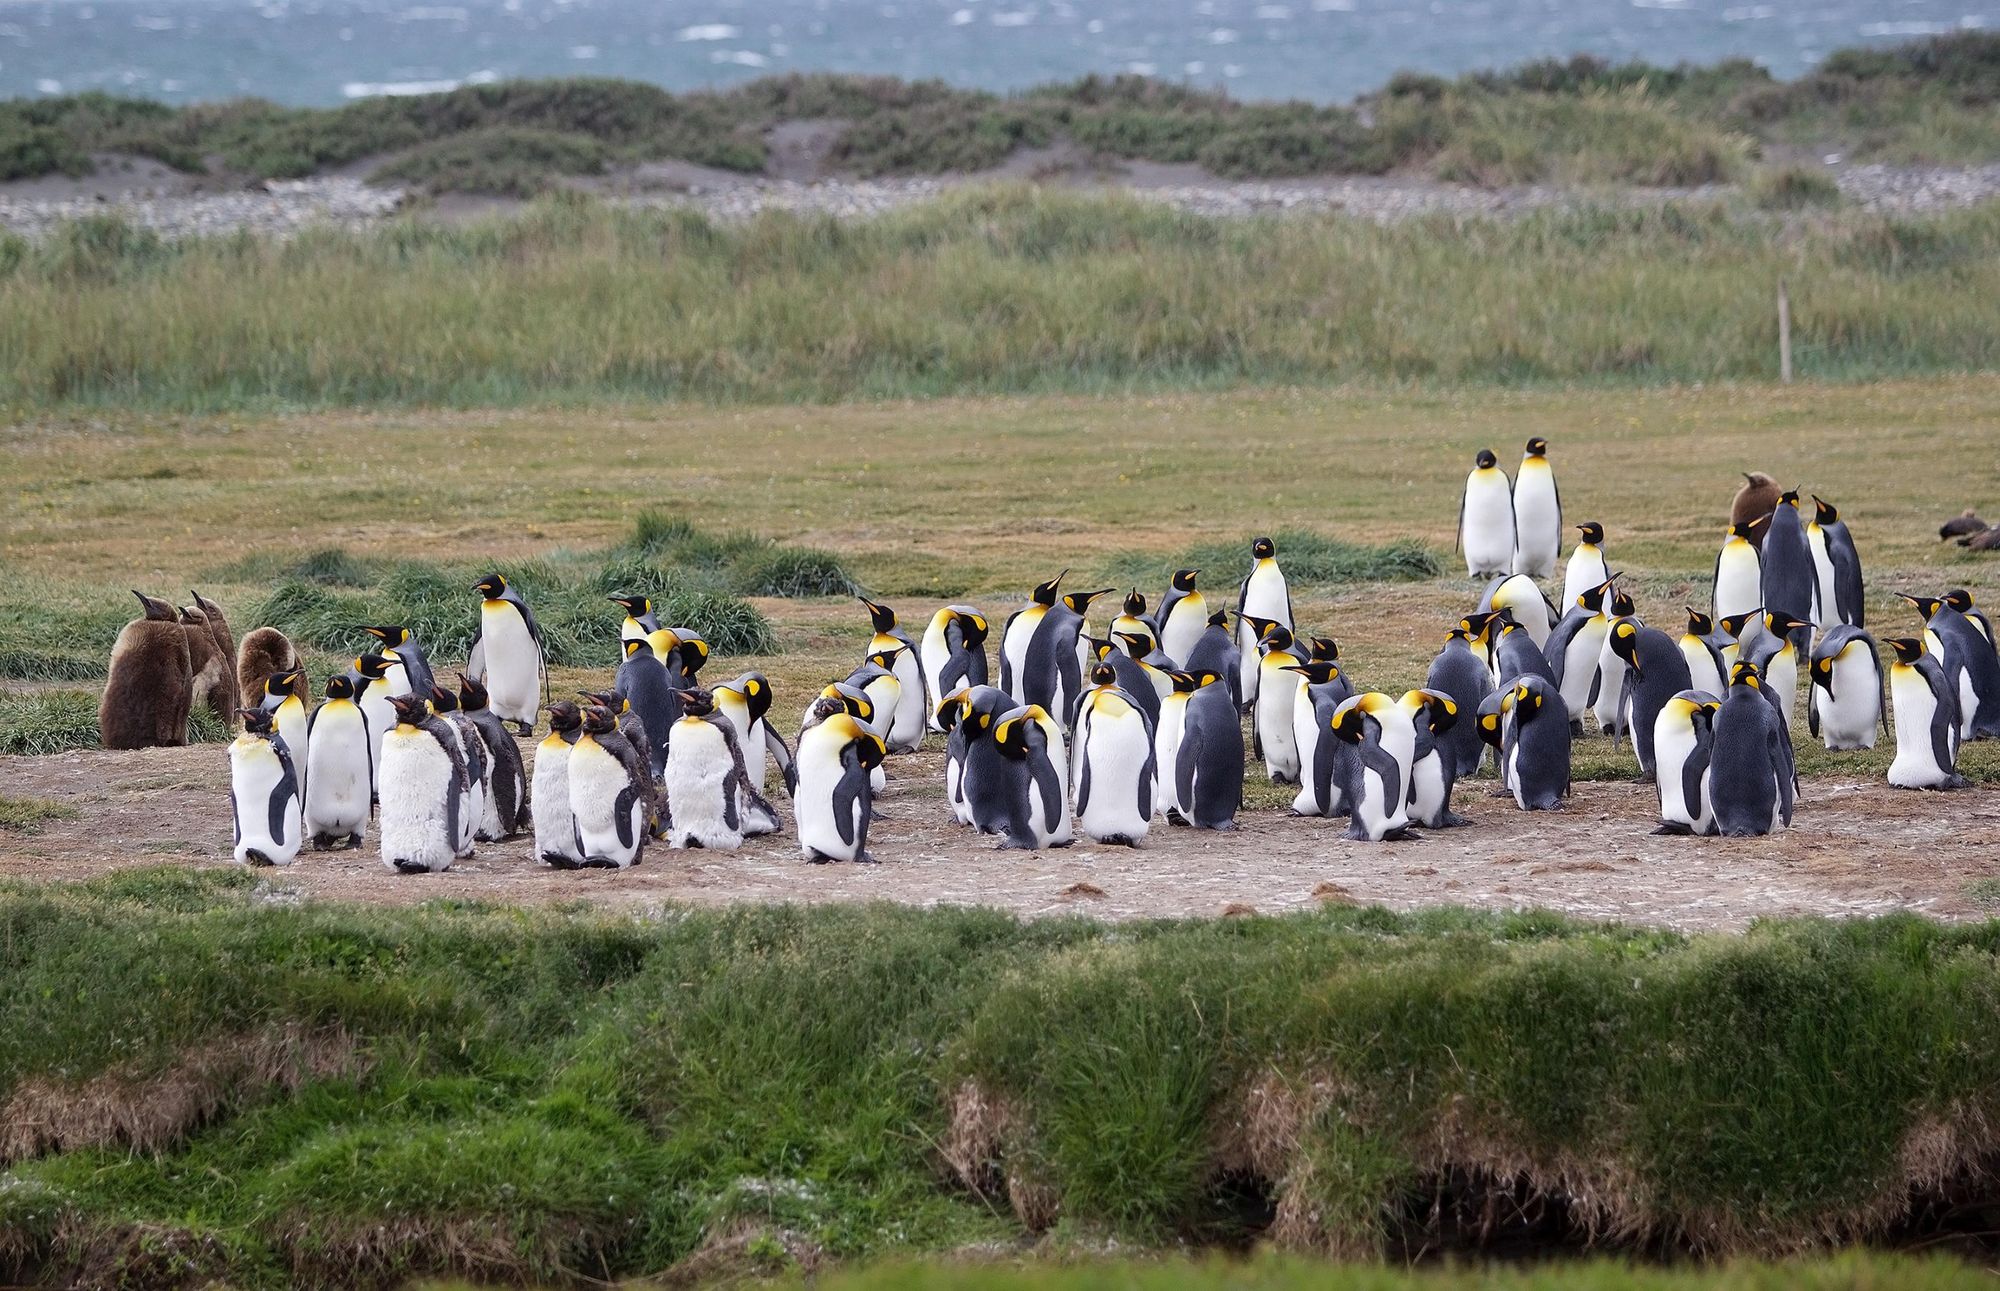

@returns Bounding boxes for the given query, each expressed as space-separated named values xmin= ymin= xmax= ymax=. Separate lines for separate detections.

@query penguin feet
xmin=542 ymin=853 xmax=583 ymax=869
xmin=1197 ymin=819 xmax=1239 ymax=832
xmin=311 ymin=834 xmax=336 ymax=851
xmin=390 ymin=859 xmax=432 ymax=875
xmin=1438 ymin=812 xmax=1472 ymax=828
xmin=1094 ymin=834 xmax=1142 ymax=848
xmin=1165 ymin=809 xmax=1189 ymax=827
xmin=805 ymin=851 xmax=833 ymax=865
xmin=343 ymin=833 xmax=364 ymax=850
xmin=509 ymin=720 xmax=536 ymax=738
xmin=1269 ymin=772 xmax=1295 ymax=786
xmin=855 ymin=851 xmax=880 ymax=864
xmin=996 ymin=838 xmax=1038 ymax=851
xmin=1050 ymin=838 xmax=1075 ymax=849
xmin=1651 ymin=822 xmax=1695 ymax=835
xmin=242 ymin=849 xmax=277 ymax=867
xmin=581 ymin=856 xmax=622 ymax=869
xmin=1569 ymin=720 xmax=1585 ymax=737
xmin=1383 ymin=826 xmax=1421 ymax=842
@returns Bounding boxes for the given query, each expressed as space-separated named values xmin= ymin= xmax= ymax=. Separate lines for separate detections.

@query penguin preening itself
xmin=1808 ymin=625 xmax=1883 ymax=751
xmin=1327 ymin=691 xmax=1418 ymax=841
xmin=1499 ymin=676 xmax=1571 ymax=812
xmin=1156 ymin=569 xmax=1210 ymax=666
xmin=458 ymin=673 xmax=531 ymax=840
xmin=1731 ymin=472 xmax=1782 ymax=549
xmin=1458 ymin=449 xmax=1516 ymax=579
xmin=1806 ymin=497 xmax=1865 ymax=630
xmin=1651 ymin=690 xmax=1720 ymax=836
xmin=1511 ymin=437 xmax=1562 ymax=579
xmin=180 ymin=602 xmax=235 ymax=730
xmin=100 ymin=591 xmax=193 ymax=750
xmin=228 ymin=707 xmax=302 ymax=866
xmin=376 ymin=692 xmax=470 ymax=873
xmin=1423 ymin=626 xmax=1491 ymax=782
xmin=303 ymin=674 xmax=372 ymax=851
xmin=1071 ymin=664 xmax=1157 ymax=847
xmin=567 ymin=703 xmax=652 ymax=868
xmin=1236 ymin=537 xmax=1294 ymax=712
xmin=1884 ymin=637 xmax=1968 ymax=790
xmin=533 ymin=701 xmax=585 ymax=867
xmin=1707 ymin=662 xmax=1795 ymax=837
xmin=988 ymin=703 xmax=1072 ymax=850
xmin=920 ymin=605 xmax=990 ymax=732
xmin=1743 ymin=610 xmax=1813 ymax=730
xmin=1561 ymin=523 xmax=1609 ymax=617
xmin=943 ymin=684 xmax=1013 ymax=831
xmin=361 ymin=625 xmax=436 ymax=701
xmin=796 ymin=701 xmax=887 ymax=863
xmin=236 ymin=627 xmax=304 ymax=726
xmin=1405 ymin=689 xmax=1468 ymax=830
xmin=467 ymin=572 xmax=546 ymax=736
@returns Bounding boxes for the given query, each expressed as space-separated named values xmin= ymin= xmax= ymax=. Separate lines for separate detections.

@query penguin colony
xmin=202 ymin=450 xmax=1995 ymax=870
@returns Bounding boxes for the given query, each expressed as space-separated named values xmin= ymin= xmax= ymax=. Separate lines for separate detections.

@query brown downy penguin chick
xmin=100 ymin=591 xmax=193 ymax=749
xmin=1941 ymin=509 xmax=1988 ymax=542
xmin=178 ymin=603 xmax=235 ymax=729
xmin=189 ymin=591 xmax=239 ymax=716
xmin=1966 ymin=525 xmax=2000 ymax=552
xmin=237 ymin=627 xmax=305 ymax=716
xmin=1731 ymin=472 xmax=1782 ymax=549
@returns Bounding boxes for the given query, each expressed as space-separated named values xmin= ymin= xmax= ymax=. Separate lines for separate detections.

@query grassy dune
xmin=5 ymin=870 xmax=2000 ymax=1285
xmin=3 ymin=193 xmax=2000 ymax=411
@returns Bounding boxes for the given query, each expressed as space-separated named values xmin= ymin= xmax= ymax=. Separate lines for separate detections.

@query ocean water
xmin=2 ymin=0 xmax=1988 ymax=107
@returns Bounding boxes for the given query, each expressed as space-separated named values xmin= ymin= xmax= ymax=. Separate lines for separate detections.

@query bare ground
xmin=4 ymin=741 xmax=1995 ymax=931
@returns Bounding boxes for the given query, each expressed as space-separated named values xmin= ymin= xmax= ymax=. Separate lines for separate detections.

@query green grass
xmin=1747 ymin=165 xmax=1844 ymax=211
xmin=9 ymin=190 xmax=2000 ymax=412
xmin=6 ymin=873 xmax=2000 ymax=1284
xmin=0 ymin=794 xmax=75 ymax=832
xmin=370 ymin=126 xmax=610 ymax=197
xmin=0 ymin=690 xmax=228 ymax=754
xmin=1106 ymin=532 xmax=1442 ymax=592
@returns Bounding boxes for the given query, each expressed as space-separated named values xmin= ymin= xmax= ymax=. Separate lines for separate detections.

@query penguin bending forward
xmin=796 ymin=701 xmax=887 ymax=862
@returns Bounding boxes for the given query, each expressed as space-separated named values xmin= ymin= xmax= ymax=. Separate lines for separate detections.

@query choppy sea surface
xmin=3 ymin=0 xmax=1989 ymax=107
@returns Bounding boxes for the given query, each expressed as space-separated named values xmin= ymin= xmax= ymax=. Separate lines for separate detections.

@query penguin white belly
xmin=1000 ymin=608 xmax=1046 ymax=704
xmin=1511 ymin=466 xmax=1560 ymax=578
xmin=1507 ymin=742 xmax=1530 ymax=810
xmin=379 ymin=658 xmax=413 ymax=700
xmin=478 ymin=602 xmax=542 ymax=726
xmin=1160 ymin=598 xmax=1207 ymax=668
xmin=569 ymin=738 xmax=645 ymax=866
xmin=1255 ymin=664 xmax=1302 ymax=782
xmin=1153 ymin=701 xmax=1190 ymax=818
xmin=303 ymin=704 xmax=370 ymax=843
xmin=1765 ymin=649 xmax=1799 ymax=729
xmin=230 ymin=737 xmax=301 ymax=866
xmin=885 ymin=646 xmax=928 ymax=752
xmin=1289 ymin=686 xmax=1324 ymax=815
xmin=1652 ymin=720 xmax=1703 ymax=830
xmin=1461 ymin=476 xmax=1515 ymax=578
xmin=532 ymin=737 xmax=581 ymax=865
xmin=359 ymin=691 xmax=395 ymax=778
xmin=1238 ymin=563 xmax=1292 ymax=703
xmin=1562 ymin=547 xmax=1607 ymax=615
xmin=377 ymin=727 xmax=459 ymax=872
xmin=1034 ymin=723 xmax=1074 ymax=846
xmin=1407 ymin=751 xmax=1446 ymax=827
xmin=1354 ymin=766 xmax=1394 ymax=840
xmin=1807 ymin=531 xmax=1838 ymax=630
xmin=921 ymin=623 xmax=956 ymax=732
xmin=1713 ymin=549 xmax=1761 ymax=624
xmin=1816 ymin=659 xmax=1879 ymax=750
xmin=274 ymin=699 xmax=309 ymax=794
xmin=1558 ymin=620 xmax=1609 ymax=717
xmin=1593 ymin=642 xmax=1628 ymax=734
xmin=946 ymin=749 xmax=971 ymax=825
xmin=1077 ymin=706 xmax=1152 ymax=844
xmin=665 ymin=719 xmax=743 ymax=850
xmin=1679 ymin=640 xmax=1724 ymax=696
xmin=1888 ymin=670 xmax=1950 ymax=788
xmin=1957 ymin=668 xmax=1978 ymax=742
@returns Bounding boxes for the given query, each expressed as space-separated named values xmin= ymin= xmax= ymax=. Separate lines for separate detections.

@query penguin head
xmin=581 ymin=688 xmax=629 ymax=715
xmin=1729 ymin=660 xmax=1764 ymax=689
xmin=1684 ymin=607 xmax=1714 ymax=636
xmin=361 ymin=625 xmax=410 ymax=647
xmin=1719 ymin=609 xmax=1760 ymax=641
xmin=178 ymin=605 xmax=208 ymax=627
xmin=1885 ymin=637 xmax=1925 ymax=666
xmin=1031 ymin=571 xmax=1068 ymax=607
xmin=851 ymin=727 xmax=888 ymax=771
xmin=355 ymin=654 xmax=393 ymax=682
xmin=1170 ymin=569 xmax=1199 ymax=594
xmin=238 ymin=707 xmax=276 ymax=736
xmin=1809 ymin=648 xmax=1841 ymax=691
xmin=1309 ymin=635 xmax=1340 ymax=662
xmin=1193 ymin=671 xmax=1224 ymax=690
xmin=387 ymin=693 xmax=431 ymax=728
xmin=457 ymin=673 xmax=489 ymax=711
xmin=546 ymin=701 xmax=583 ymax=735
xmin=1608 ymin=619 xmax=1642 ymax=674
xmin=1114 ymin=630 xmax=1156 ymax=658
xmin=623 ymin=638 xmax=656 ymax=663
xmin=580 ymin=705 xmax=619 ymax=737
xmin=956 ymin=609 xmax=990 ymax=646
xmin=1476 ymin=709 xmax=1505 ymax=749
xmin=131 ymin=590 xmax=178 ymax=622
xmin=608 ymin=594 xmax=652 ymax=619
xmin=819 ymin=683 xmax=873 ymax=725
xmin=738 ymin=674 xmax=773 ymax=723
xmin=1609 ymin=588 xmax=1636 ymax=619
xmin=1458 ymin=611 xmax=1499 ymax=642
xmin=1121 ymin=589 xmax=1148 ymax=616
xmin=1576 ymin=521 xmax=1604 ymax=545
xmin=1523 ymin=437 xmax=1548 ymax=458
xmin=1764 ymin=610 xmax=1812 ymax=638
xmin=473 ymin=573 xmax=508 ymax=599
xmin=1473 ymin=449 xmax=1497 ymax=471
xmin=1811 ymin=495 xmax=1839 ymax=525
xmin=672 ymin=633 xmax=711 ymax=679
xmin=1327 ymin=696 xmax=1369 ymax=744
xmin=1258 ymin=623 xmax=1297 ymax=654
xmin=1166 ymin=671 xmax=1200 ymax=695
xmin=1251 ymin=536 xmax=1276 ymax=561
xmin=1090 ymin=663 xmax=1119 ymax=688
xmin=992 ymin=710 xmax=1035 ymax=757
xmin=1443 ymin=626 xmax=1477 ymax=647
xmin=679 ymin=687 xmax=716 ymax=719
xmin=866 ymin=647 xmax=906 ymax=673
xmin=267 ymin=668 xmax=305 ymax=699
xmin=1897 ymin=593 xmax=1943 ymax=622
xmin=1576 ymin=578 xmax=1614 ymax=614
xmin=1063 ymin=588 xmax=1114 ymax=615
xmin=1085 ymin=635 xmax=1116 ymax=662
xmin=1510 ymin=681 xmax=1544 ymax=718
xmin=1205 ymin=608 xmax=1230 ymax=631
xmin=1944 ymin=588 xmax=1977 ymax=614
xmin=323 ymin=674 xmax=355 ymax=701
xmin=1779 ymin=489 xmax=1802 ymax=507
xmin=1241 ymin=614 xmax=1277 ymax=642
xmin=860 ymin=597 xmax=899 ymax=634
xmin=428 ymin=683 xmax=459 ymax=713
xmin=1283 ymin=660 xmax=1341 ymax=687
xmin=935 ymin=690 xmax=968 ymax=733
xmin=1412 ymin=689 xmax=1458 ymax=735
xmin=1727 ymin=518 xmax=1763 ymax=541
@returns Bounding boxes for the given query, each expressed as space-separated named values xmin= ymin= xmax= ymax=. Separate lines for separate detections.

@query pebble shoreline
xmin=2 ymin=164 xmax=1996 ymax=241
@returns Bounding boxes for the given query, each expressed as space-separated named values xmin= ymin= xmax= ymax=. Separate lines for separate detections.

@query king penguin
xmin=1405 ymin=688 xmax=1468 ymax=829
xmin=229 ymin=707 xmax=302 ymax=866
xmin=1424 ymin=626 xmax=1491 ymax=781
xmin=1807 ymin=624 xmax=1883 ymax=751
xmin=458 ymin=673 xmax=531 ymax=839
xmin=663 ymin=687 xmax=777 ymax=850
xmin=1545 ymin=577 xmax=1615 ymax=734
xmin=1500 ymin=676 xmax=1571 ymax=812
xmin=1510 ymin=437 xmax=1561 ymax=578
xmin=920 ymin=605 xmax=989 ymax=732
xmin=1327 ymin=692 xmax=1418 ymax=841
xmin=1902 ymin=593 xmax=2000 ymax=741
xmin=567 ymin=703 xmax=651 ymax=868
xmin=1561 ymin=522 xmax=1609 ymax=616
xmin=795 ymin=701 xmax=886 ymax=862
xmin=1884 ymin=637 xmax=1968 ymax=790
xmin=1707 ymin=662 xmax=1795 ymax=836
xmin=100 ymin=590 xmax=193 ymax=750
xmin=1678 ymin=608 xmax=1729 ymax=696
xmin=1156 ymin=569 xmax=1210 ymax=666
xmin=1288 ymin=659 xmax=1355 ymax=818
xmin=1174 ymin=671 xmax=1244 ymax=831
xmin=1459 ymin=449 xmax=1516 ymax=579
xmin=1652 ymin=690 xmax=1720 ymax=836
xmin=1070 ymin=664 xmax=1158 ymax=847
xmin=609 ymin=594 xmax=660 ymax=646
xmin=1607 ymin=617 xmax=1694 ymax=781
xmin=1759 ymin=492 xmax=1818 ymax=654
xmin=304 ymin=673 xmax=373 ymax=851
xmin=360 ymin=625 xmax=436 ymax=701
xmin=990 ymin=703 xmax=1072 ymax=849
xmin=1248 ymin=618 xmax=1306 ymax=783
xmin=533 ymin=701 xmax=585 ymax=867
xmin=1236 ymin=537 xmax=1294 ymax=712
xmin=467 ymin=572 xmax=546 ymax=735
xmin=1712 ymin=521 xmax=1765 ymax=628
xmin=376 ymin=692 xmax=469 ymax=873
xmin=861 ymin=598 xmax=930 ymax=752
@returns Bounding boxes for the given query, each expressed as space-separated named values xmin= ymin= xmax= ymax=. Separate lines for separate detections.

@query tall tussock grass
xmin=4 ymin=190 xmax=1999 ymax=411
xmin=1106 ymin=531 xmax=1442 ymax=591
xmin=7 ymin=876 xmax=2000 ymax=1284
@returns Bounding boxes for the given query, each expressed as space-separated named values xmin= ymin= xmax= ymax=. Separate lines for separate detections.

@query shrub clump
xmin=1748 ymin=164 xmax=1844 ymax=210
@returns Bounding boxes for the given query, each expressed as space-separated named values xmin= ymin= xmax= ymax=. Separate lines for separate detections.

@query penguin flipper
xmin=613 ymin=785 xmax=640 ymax=852
xmin=764 ymin=724 xmax=798 ymax=797
xmin=831 ymin=745 xmax=864 ymax=848
xmin=1074 ymin=757 xmax=1093 ymax=820
xmin=466 ymin=629 xmax=485 ymax=682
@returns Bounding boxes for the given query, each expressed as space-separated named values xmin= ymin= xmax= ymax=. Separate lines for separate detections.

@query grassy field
xmin=6 ymin=193 xmax=2000 ymax=411
xmin=4 ymin=33 xmax=1999 ymax=194
xmin=6 ymin=870 xmax=2000 ymax=1286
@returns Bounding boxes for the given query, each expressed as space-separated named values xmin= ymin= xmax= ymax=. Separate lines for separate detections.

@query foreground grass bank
xmin=6 ymin=190 xmax=2000 ymax=410
xmin=6 ymin=871 xmax=2000 ymax=1285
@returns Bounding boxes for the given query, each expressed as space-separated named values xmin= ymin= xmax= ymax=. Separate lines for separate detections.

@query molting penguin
xmin=567 ymin=703 xmax=651 ymax=868
xmin=100 ymin=591 xmax=193 ymax=750
xmin=1707 ymin=662 xmax=1795 ymax=836
xmin=1807 ymin=625 xmax=1883 ymax=751
xmin=1884 ymin=637 xmax=1968 ymax=790
xmin=1173 ymin=670 xmax=1244 ymax=831
xmin=1713 ymin=521 xmax=1765 ymax=627
xmin=361 ymin=625 xmax=436 ymax=701
xmin=1806 ymin=497 xmax=1864 ymax=629
xmin=1678 ymin=608 xmax=1729 ymax=696
xmin=533 ymin=702 xmax=585 ymax=867
xmin=1327 ymin=691 xmax=1417 ymax=841
xmin=1500 ymin=676 xmax=1571 ymax=811
xmin=235 ymin=627 xmax=303 ymax=725
xmin=1607 ymin=617 xmax=1694 ymax=781
xmin=1404 ymin=689 xmax=1467 ymax=829
xmin=179 ymin=603 xmax=234 ymax=730
xmin=663 ymin=688 xmax=778 ymax=850
xmin=1511 ymin=437 xmax=1562 ymax=579
xmin=861 ymin=598 xmax=929 ymax=752
xmin=1288 ymin=659 xmax=1355 ymax=818
xmin=1459 ymin=449 xmax=1516 ymax=579
xmin=921 ymin=605 xmax=990 ymax=732
xmin=189 ymin=591 xmax=239 ymax=720
xmin=458 ymin=673 xmax=530 ymax=839
xmin=989 ymin=703 xmax=1071 ymax=849
xmin=1236 ymin=537 xmax=1295 ymax=710
xmin=582 ymin=687 xmax=665 ymax=838
xmin=1156 ymin=569 xmax=1210 ymax=666
xmin=1901 ymin=594 xmax=2000 ymax=741
xmin=467 ymin=572 xmax=546 ymax=735
xmin=1424 ymin=626 xmax=1491 ymax=781
xmin=229 ymin=707 xmax=302 ymax=866
xmin=376 ymin=692 xmax=469 ymax=873
xmin=304 ymin=674 xmax=372 ymax=850
xmin=1071 ymin=664 xmax=1156 ymax=847
xmin=1651 ymin=690 xmax=1720 ymax=836
xmin=796 ymin=701 xmax=886 ymax=862
xmin=1561 ymin=523 xmax=1609 ymax=616
xmin=425 ymin=685 xmax=488 ymax=855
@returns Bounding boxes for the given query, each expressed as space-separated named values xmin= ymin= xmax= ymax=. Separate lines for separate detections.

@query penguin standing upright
xmin=533 ymin=701 xmax=585 ymax=867
xmin=1248 ymin=620 xmax=1305 ymax=783
xmin=1236 ymin=537 xmax=1294 ymax=712
xmin=1110 ymin=590 xmax=1156 ymax=652
xmin=1424 ymin=627 xmax=1491 ymax=781
xmin=361 ymin=625 xmax=436 ymax=702
xmin=1707 ymin=662 xmax=1795 ymax=836
xmin=999 ymin=572 xmax=1063 ymax=705
xmin=1288 ymin=659 xmax=1355 ymax=818
xmin=1156 ymin=569 xmax=1210 ymax=665
xmin=1327 ymin=692 xmax=1417 ymax=841
xmin=1607 ymin=618 xmax=1694 ymax=781
xmin=861 ymin=599 xmax=929 ymax=752
xmin=1174 ymin=671 xmax=1243 ymax=831
xmin=259 ymin=668 xmax=311 ymax=789
xmin=458 ymin=674 xmax=530 ymax=839
xmin=1652 ymin=690 xmax=1720 ymax=836
xmin=920 ymin=605 xmax=989 ymax=732
xmin=1808 ymin=625 xmax=1883 ymax=751
xmin=1591 ymin=613 xmax=1633 ymax=739
xmin=1884 ymin=637 xmax=1968 ymax=790
xmin=567 ymin=704 xmax=651 ymax=868
xmin=376 ymin=693 xmax=469 ymax=873
xmin=352 ymin=654 xmax=397 ymax=778
xmin=1071 ymin=665 xmax=1156 ymax=847
xmin=1500 ymin=676 xmax=1571 ymax=812
xmin=1678 ymin=608 xmax=1729 ymax=696
xmin=229 ymin=708 xmax=302 ymax=866
xmin=663 ymin=688 xmax=777 ymax=850
xmin=467 ymin=573 xmax=546 ymax=735
xmin=609 ymin=594 xmax=660 ymax=646
xmin=989 ymin=704 xmax=1071 ymax=849
xmin=1184 ymin=609 xmax=1243 ymax=709
xmin=713 ymin=672 xmax=794 ymax=796
xmin=1458 ymin=449 xmax=1516 ymax=579
xmin=795 ymin=701 xmax=886 ymax=862
xmin=1545 ymin=578 xmax=1615 ymax=734
xmin=1481 ymin=574 xmax=1559 ymax=650
xmin=1759 ymin=492 xmax=1818 ymax=651
xmin=1561 ymin=523 xmax=1609 ymax=615
xmin=304 ymin=674 xmax=372 ymax=850
xmin=1902 ymin=594 xmax=2000 ymax=741
xmin=1944 ymin=589 xmax=1994 ymax=644
xmin=1153 ymin=671 xmax=1198 ymax=824
xmin=1713 ymin=522 xmax=1765 ymax=627
xmin=426 ymin=685 xmax=488 ymax=855
xmin=100 ymin=591 xmax=193 ymax=750
xmin=1732 ymin=472 xmax=1782 ymax=547
xmin=614 ymin=637 xmax=684 ymax=777
xmin=179 ymin=604 xmax=234 ymax=729
xmin=1511 ymin=437 xmax=1561 ymax=579
xmin=1404 ymin=689 xmax=1468 ymax=829
xmin=1000 ymin=574 xmax=1107 ymax=728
